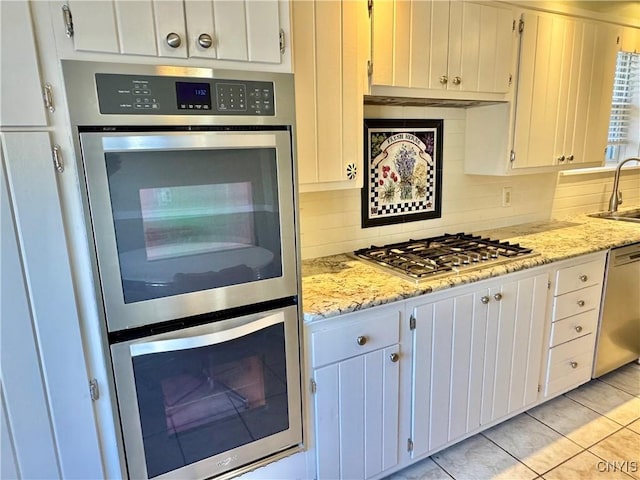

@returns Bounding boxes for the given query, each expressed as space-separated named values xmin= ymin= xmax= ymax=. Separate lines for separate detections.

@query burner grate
xmin=354 ymin=232 xmax=537 ymax=281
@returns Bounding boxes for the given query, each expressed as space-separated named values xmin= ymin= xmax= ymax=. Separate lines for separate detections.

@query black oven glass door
xmin=79 ymin=130 xmax=297 ymax=331
xmin=111 ymin=305 xmax=302 ymax=479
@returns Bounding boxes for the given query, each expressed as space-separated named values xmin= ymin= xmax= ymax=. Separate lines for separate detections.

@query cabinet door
xmin=411 ymin=273 xmax=548 ymax=458
xmin=411 ymin=291 xmax=487 ymax=457
xmin=294 ymin=0 xmax=367 ymax=190
xmin=0 ymin=1 xmax=48 ymax=127
xmin=1 ymin=132 xmax=104 ymax=478
xmin=314 ymin=346 xmax=400 ymax=479
xmin=449 ymin=2 xmax=514 ymax=93
xmin=153 ymin=0 xmax=188 ymax=58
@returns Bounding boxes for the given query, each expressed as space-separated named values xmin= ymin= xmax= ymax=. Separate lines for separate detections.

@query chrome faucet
xmin=608 ymin=157 xmax=640 ymax=213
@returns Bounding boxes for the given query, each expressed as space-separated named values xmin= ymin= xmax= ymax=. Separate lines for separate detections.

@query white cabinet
xmin=309 ymin=307 xmax=401 ymax=479
xmin=370 ymin=0 xmax=515 ymax=97
xmin=409 ymin=271 xmax=548 ymax=458
xmin=620 ymin=26 xmax=640 ymax=53
xmin=0 ymin=1 xmax=49 ymax=127
xmin=54 ymin=0 xmax=288 ymax=67
xmin=293 ymin=0 xmax=368 ymax=191
xmin=1 ymin=132 xmax=104 ymax=478
xmin=465 ymin=12 xmax=619 ymax=175
xmin=543 ymin=253 xmax=606 ymax=398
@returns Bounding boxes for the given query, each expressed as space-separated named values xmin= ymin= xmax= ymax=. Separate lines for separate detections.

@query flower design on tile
xmin=346 ymin=163 xmax=357 ymax=180
xmin=394 ymin=144 xmax=417 ymax=200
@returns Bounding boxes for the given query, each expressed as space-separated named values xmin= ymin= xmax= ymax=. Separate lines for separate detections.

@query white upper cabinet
xmin=370 ymin=0 xmax=515 ymax=98
xmin=619 ymin=26 xmax=640 ymax=53
xmin=53 ymin=0 xmax=289 ymax=69
xmin=0 ymin=1 xmax=49 ymax=127
xmin=465 ymin=11 xmax=620 ymax=175
xmin=293 ymin=0 xmax=368 ymax=191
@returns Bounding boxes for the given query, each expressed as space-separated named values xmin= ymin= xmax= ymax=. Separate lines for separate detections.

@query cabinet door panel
xmin=114 ymin=0 xmax=157 ymax=55
xmin=428 ymin=0 xmax=450 ymax=89
xmin=411 ymin=303 xmax=434 ymax=458
xmin=68 ymin=0 xmax=119 ymax=53
xmin=184 ymin=0 xmax=217 ymax=59
xmin=371 ymin=0 xmax=394 ymax=86
xmin=449 ymin=293 xmax=474 ymax=440
xmin=393 ymin=0 xmax=411 ymax=87
xmin=246 ymin=0 xmax=281 ymax=63
xmin=314 ymin=365 xmax=340 ymax=480
xmin=153 ymin=0 xmax=187 ymax=58
xmin=338 ymin=356 xmax=366 ymax=480
xmin=491 ymin=282 xmax=518 ymax=421
xmin=409 ymin=0 xmax=433 ymax=89
xmin=214 ymin=1 xmax=248 ymax=60
xmin=477 ymin=5 xmax=514 ymax=93
xmin=456 ymin=2 xmax=481 ymax=92
xmin=0 ymin=1 xmax=47 ymax=127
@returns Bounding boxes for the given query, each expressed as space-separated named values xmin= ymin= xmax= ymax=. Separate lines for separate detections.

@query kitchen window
xmin=605 ymin=50 xmax=640 ymax=165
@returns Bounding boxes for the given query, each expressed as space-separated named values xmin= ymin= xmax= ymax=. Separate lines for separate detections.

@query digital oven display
xmin=176 ymin=82 xmax=212 ymax=110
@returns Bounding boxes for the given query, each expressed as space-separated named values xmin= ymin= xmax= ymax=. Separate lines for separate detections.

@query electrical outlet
xmin=502 ymin=187 xmax=513 ymax=207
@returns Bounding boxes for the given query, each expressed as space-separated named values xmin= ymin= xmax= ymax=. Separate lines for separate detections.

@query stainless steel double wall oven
xmin=62 ymin=61 xmax=302 ymax=479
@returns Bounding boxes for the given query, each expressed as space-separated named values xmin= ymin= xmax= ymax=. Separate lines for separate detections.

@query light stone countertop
xmin=300 ymin=212 xmax=640 ymax=322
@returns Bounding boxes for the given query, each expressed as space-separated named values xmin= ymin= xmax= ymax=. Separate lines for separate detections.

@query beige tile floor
xmin=389 ymin=362 xmax=640 ymax=480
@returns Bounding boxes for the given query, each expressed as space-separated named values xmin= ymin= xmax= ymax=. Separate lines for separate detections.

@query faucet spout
xmin=608 ymin=157 xmax=640 ymax=213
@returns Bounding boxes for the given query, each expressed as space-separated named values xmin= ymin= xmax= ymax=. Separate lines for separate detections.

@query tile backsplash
xmin=298 ymin=105 xmax=560 ymax=259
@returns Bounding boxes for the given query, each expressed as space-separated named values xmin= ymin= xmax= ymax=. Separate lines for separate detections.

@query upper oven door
xmin=79 ymin=129 xmax=297 ymax=332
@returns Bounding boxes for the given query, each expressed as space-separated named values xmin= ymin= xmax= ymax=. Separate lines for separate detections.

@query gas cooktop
xmin=354 ymin=232 xmax=538 ymax=282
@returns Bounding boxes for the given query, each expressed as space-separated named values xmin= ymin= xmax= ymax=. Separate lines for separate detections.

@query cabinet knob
xmin=567 ymin=154 xmax=574 ymax=162
xmin=570 ymin=361 xmax=578 ymax=369
xmin=575 ymin=325 xmax=583 ymax=333
xmin=356 ymin=335 xmax=367 ymax=346
xmin=198 ymin=33 xmax=213 ymax=49
xmin=579 ymin=274 xmax=588 ymax=282
xmin=389 ymin=352 xmax=399 ymax=363
xmin=481 ymin=295 xmax=490 ymax=304
xmin=452 ymin=76 xmax=461 ymax=85
xmin=557 ymin=155 xmax=566 ymax=163
xmin=494 ymin=293 xmax=503 ymax=301
xmin=440 ymin=75 xmax=448 ymax=85
xmin=577 ymin=300 xmax=585 ymax=307
xmin=166 ymin=32 xmax=182 ymax=48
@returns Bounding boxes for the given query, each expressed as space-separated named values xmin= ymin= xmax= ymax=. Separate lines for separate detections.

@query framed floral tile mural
xmin=362 ymin=118 xmax=443 ymax=228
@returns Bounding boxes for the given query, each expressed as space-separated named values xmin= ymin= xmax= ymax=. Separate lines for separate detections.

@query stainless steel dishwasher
xmin=593 ymin=242 xmax=640 ymax=377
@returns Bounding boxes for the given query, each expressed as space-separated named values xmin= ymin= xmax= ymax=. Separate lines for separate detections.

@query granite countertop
xmin=300 ymin=212 xmax=640 ymax=322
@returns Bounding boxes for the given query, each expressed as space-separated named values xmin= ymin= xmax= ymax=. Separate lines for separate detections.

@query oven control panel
xmin=95 ymin=73 xmax=275 ymax=116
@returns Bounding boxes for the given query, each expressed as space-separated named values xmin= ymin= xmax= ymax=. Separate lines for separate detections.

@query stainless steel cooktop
xmin=354 ymin=232 xmax=538 ymax=282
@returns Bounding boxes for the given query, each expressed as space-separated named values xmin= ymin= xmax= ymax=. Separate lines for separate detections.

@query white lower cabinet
xmin=309 ymin=307 xmax=401 ymax=479
xmin=408 ymin=271 xmax=549 ymax=458
xmin=543 ymin=252 xmax=607 ymax=397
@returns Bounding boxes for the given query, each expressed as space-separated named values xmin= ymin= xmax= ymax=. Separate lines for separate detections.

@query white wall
xmin=299 ymin=105 xmax=558 ymax=259
xmin=551 ymin=167 xmax=640 ymax=218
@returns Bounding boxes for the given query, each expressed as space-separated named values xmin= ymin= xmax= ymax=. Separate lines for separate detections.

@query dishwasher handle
xmin=612 ymin=243 xmax=640 ymax=267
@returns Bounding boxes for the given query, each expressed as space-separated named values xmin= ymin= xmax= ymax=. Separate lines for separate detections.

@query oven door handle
xmin=129 ymin=311 xmax=284 ymax=356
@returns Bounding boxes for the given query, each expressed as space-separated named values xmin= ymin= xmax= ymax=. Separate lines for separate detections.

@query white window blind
xmin=608 ymin=51 xmax=639 ymax=145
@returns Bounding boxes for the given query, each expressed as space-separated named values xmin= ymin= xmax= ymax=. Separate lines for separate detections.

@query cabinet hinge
xmin=368 ymin=0 xmax=373 ymax=18
xmin=367 ymin=60 xmax=373 ymax=77
xmin=52 ymin=145 xmax=64 ymax=173
xmin=62 ymin=4 xmax=74 ymax=38
xmin=407 ymin=438 xmax=414 ymax=452
xmin=537 ymin=384 xmax=541 ymax=393
xmin=509 ymin=150 xmax=516 ymax=163
xmin=89 ymin=378 xmax=99 ymax=401
xmin=43 ymin=83 xmax=55 ymax=113
xmin=409 ymin=314 xmax=416 ymax=330
xmin=512 ymin=19 xmax=516 ymax=32
xmin=508 ymin=74 xmax=513 ymax=87
xmin=279 ymin=29 xmax=286 ymax=55
xmin=547 ymin=280 xmax=552 ymax=290
xmin=310 ymin=378 xmax=317 ymax=394
xmin=518 ymin=18 xmax=525 ymax=34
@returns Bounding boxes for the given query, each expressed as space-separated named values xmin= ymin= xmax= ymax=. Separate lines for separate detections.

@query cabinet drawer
xmin=555 ymin=259 xmax=604 ymax=295
xmin=553 ymin=284 xmax=602 ymax=320
xmin=549 ymin=310 xmax=598 ymax=347
xmin=311 ymin=312 xmax=400 ymax=368
xmin=546 ymin=334 xmax=595 ymax=396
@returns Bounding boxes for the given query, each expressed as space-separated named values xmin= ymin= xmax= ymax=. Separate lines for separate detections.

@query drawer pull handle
xmin=579 ymin=274 xmax=588 ymax=282
xmin=575 ymin=325 xmax=583 ymax=333
xmin=389 ymin=352 xmax=399 ymax=363
xmin=577 ymin=300 xmax=585 ymax=307
xmin=570 ymin=361 xmax=578 ymax=369
xmin=481 ymin=296 xmax=490 ymax=304
xmin=356 ymin=335 xmax=367 ymax=346
xmin=494 ymin=293 xmax=503 ymax=301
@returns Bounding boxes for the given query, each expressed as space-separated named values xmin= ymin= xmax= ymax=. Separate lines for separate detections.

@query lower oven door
xmin=111 ymin=305 xmax=302 ymax=479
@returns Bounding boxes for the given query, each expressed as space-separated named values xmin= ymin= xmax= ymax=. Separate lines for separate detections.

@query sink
xmin=589 ymin=208 xmax=640 ymax=224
